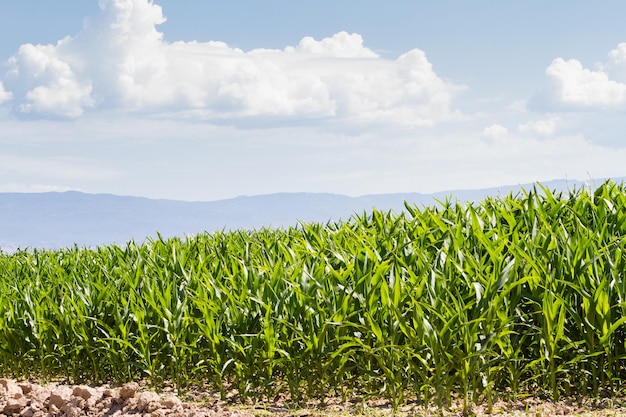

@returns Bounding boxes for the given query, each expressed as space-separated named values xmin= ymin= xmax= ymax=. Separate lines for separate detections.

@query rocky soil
xmin=0 ymin=379 xmax=252 ymax=417
xmin=4 ymin=378 xmax=626 ymax=417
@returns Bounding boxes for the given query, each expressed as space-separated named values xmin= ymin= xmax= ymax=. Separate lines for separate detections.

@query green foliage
xmin=2 ymin=180 xmax=626 ymax=413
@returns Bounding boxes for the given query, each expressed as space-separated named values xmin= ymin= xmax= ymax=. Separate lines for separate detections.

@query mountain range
xmin=0 ymin=177 xmax=620 ymax=252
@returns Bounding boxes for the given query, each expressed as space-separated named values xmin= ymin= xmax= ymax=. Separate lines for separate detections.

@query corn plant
xmin=1 ymin=180 xmax=626 ymax=412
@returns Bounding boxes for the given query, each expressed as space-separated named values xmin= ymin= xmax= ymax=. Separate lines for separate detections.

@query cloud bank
xmin=531 ymin=43 xmax=626 ymax=111
xmin=1 ymin=0 xmax=461 ymax=126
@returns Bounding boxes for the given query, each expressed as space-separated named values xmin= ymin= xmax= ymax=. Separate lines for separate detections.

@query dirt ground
xmin=3 ymin=378 xmax=626 ymax=417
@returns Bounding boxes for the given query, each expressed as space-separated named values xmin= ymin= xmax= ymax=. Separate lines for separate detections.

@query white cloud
xmin=1 ymin=0 xmax=462 ymax=125
xmin=482 ymin=124 xmax=508 ymax=140
xmin=544 ymin=58 xmax=625 ymax=109
xmin=531 ymin=45 xmax=626 ymax=111
xmin=518 ymin=116 xmax=561 ymax=136
xmin=5 ymin=41 xmax=94 ymax=117
xmin=605 ymin=42 xmax=626 ymax=83
xmin=286 ymin=32 xmax=379 ymax=58
xmin=0 ymin=82 xmax=12 ymax=104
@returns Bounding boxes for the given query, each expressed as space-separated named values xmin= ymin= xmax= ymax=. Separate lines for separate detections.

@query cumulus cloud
xmin=530 ymin=44 xmax=626 ymax=111
xmin=482 ymin=124 xmax=509 ymax=140
xmin=605 ymin=42 xmax=626 ymax=83
xmin=286 ymin=31 xmax=379 ymax=58
xmin=6 ymin=42 xmax=94 ymax=117
xmin=1 ymin=0 xmax=461 ymax=125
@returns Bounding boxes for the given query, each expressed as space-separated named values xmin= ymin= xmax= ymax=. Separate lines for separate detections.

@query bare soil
xmin=3 ymin=378 xmax=626 ymax=417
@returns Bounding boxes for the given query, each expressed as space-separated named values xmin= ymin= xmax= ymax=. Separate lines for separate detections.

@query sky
xmin=1 ymin=1 xmax=626 ymax=201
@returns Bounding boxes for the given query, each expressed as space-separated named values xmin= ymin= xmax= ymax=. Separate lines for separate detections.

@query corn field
xmin=2 ymin=181 xmax=626 ymax=412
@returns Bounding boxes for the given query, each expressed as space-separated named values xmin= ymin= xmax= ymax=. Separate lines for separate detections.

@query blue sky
xmin=1 ymin=1 xmax=626 ymax=201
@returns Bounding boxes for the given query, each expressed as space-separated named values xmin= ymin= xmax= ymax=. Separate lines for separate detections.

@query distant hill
xmin=1 ymin=177 xmax=622 ymax=252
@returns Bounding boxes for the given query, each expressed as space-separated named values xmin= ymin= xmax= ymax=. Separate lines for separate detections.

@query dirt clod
xmin=119 ymin=382 xmax=139 ymax=400
xmin=3 ymin=396 xmax=28 ymax=415
xmin=50 ymin=386 xmax=74 ymax=409
xmin=0 ymin=379 xmax=254 ymax=417
xmin=0 ymin=379 xmax=22 ymax=399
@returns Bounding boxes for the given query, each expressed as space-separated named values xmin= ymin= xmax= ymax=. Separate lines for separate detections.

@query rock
xmin=97 ymin=396 xmax=113 ymax=410
xmin=48 ymin=403 xmax=60 ymax=415
xmin=69 ymin=396 xmax=86 ymax=409
xmin=119 ymin=382 xmax=139 ymax=400
xmin=26 ymin=387 xmax=50 ymax=405
xmin=49 ymin=386 xmax=73 ymax=409
xmin=62 ymin=404 xmax=82 ymax=417
xmin=17 ymin=384 xmax=32 ymax=395
xmin=27 ymin=401 xmax=42 ymax=413
xmin=122 ymin=397 xmax=138 ymax=413
xmin=137 ymin=391 xmax=161 ymax=413
xmin=72 ymin=385 xmax=97 ymax=401
xmin=0 ymin=379 xmax=23 ymax=398
xmin=3 ymin=396 xmax=28 ymax=415
xmin=19 ymin=407 xmax=34 ymax=417
xmin=162 ymin=395 xmax=182 ymax=409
